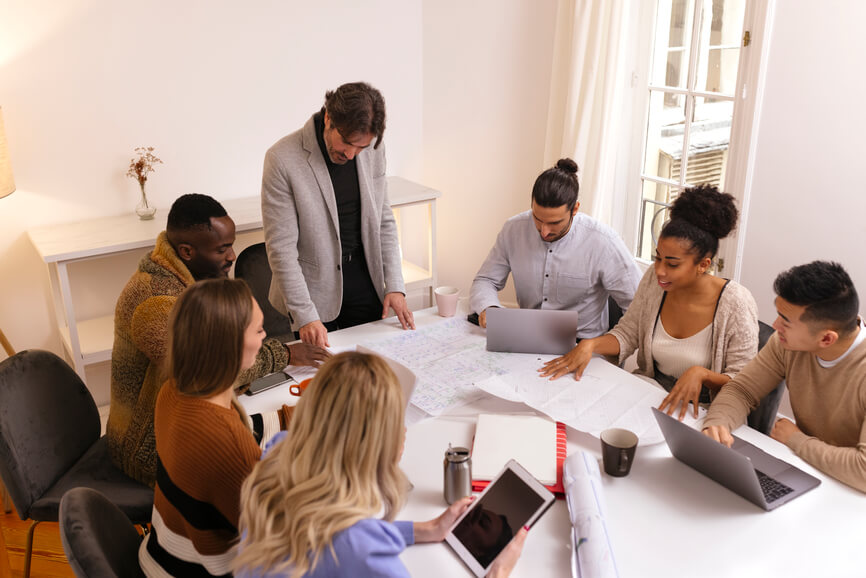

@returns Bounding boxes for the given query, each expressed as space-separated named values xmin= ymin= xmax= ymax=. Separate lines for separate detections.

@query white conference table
xmin=239 ymin=306 xmax=862 ymax=578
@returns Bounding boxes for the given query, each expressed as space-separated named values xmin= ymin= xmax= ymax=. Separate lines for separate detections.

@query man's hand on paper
xmin=286 ymin=341 xmax=331 ymax=367
xmin=299 ymin=319 xmax=330 ymax=348
xmin=658 ymin=365 xmax=707 ymax=420
xmin=539 ymin=340 xmax=595 ymax=380
xmin=702 ymin=424 xmax=734 ymax=447
xmin=383 ymin=292 xmax=416 ymax=330
xmin=413 ymin=496 xmax=474 ymax=543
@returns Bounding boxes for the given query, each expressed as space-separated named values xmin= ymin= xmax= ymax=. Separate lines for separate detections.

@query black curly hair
xmin=167 ymin=193 xmax=227 ymax=232
xmin=659 ymin=184 xmax=738 ymax=261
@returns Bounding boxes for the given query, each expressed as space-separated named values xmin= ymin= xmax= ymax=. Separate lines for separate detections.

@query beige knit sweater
xmin=704 ymin=333 xmax=866 ymax=493
xmin=608 ymin=267 xmax=759 ymax=381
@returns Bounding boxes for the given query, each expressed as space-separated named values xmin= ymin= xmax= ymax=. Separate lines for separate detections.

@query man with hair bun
xmin=262 ymin=82 xmax=414 ymax=350
xmin=470 ymin=158 xmax=640 ymax=339
xmin=703 ymin=261 xmax=866 ymax=493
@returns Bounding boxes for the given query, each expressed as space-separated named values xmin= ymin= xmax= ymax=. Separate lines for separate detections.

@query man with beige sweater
xmin=703 ymin=261 xmax=866 ymax=493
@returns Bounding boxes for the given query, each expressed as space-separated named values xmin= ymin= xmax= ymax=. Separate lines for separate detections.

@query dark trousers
xmin=293 ymin=250 xmax=383 ymax=340
xmin=325 ymin=251 xmax=383 ymax=331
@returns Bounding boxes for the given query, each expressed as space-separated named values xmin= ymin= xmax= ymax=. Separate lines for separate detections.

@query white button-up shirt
xmin=470 ymin=211 xmax=641 ymax=338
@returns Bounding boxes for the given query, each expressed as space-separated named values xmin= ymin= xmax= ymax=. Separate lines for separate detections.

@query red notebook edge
xmin=471 ymin=421 xmax=567 ymax=498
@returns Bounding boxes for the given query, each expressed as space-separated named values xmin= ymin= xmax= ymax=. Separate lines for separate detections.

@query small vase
xmin=135 ymin=182 xmax=157 ymax=220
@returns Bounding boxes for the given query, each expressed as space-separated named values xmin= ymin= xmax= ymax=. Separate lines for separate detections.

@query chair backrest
xmin=0 ymin=350 xmax=100 ymax=519
xmin=60 ymin=487 xmax=144 ymax=578
xmin=607 ymin=296 xmax=624 ymax=332
xmin=235 ymin=242 xmax=294 ymax=340
xmin=758 ymin=320 xmax=775 ymax=351
xmin=747 ymin=321 xmax=787 ymax=435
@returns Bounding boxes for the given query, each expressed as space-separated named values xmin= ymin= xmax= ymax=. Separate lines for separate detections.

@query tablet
xmin=445 ymin=459 xmax=555 ymax=577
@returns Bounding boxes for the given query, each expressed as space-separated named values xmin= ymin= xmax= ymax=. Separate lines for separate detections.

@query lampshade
xmin=0 ymin=106 xmax=15 ymax=199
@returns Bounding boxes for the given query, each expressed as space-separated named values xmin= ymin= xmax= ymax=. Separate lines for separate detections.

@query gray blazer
xmin=261 ymin=114 xmax=405 ymax=331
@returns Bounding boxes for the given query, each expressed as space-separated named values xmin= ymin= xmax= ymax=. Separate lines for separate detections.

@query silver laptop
xmin=652 ymin=408 xmax=821 ymax=511
xmin=485 ymin=308 xmax=579 ymax=355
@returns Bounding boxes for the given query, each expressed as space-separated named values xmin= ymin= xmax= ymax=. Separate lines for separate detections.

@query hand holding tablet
xmin=445 ymin=459 xmax=555 ymax=577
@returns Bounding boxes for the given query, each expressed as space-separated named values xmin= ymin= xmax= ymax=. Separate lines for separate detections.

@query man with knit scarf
xmin=107 ymin=194 xmax=328 ymax=486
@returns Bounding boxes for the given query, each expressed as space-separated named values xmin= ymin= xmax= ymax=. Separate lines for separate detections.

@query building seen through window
xmin=637 ymin=0 xmax=746 ymax=263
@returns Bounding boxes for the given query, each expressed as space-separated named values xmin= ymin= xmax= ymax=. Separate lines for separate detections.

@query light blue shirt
xmin=238 ymin=431 xmax=416 ymax=578
xmin=238 ymin=519 xmax=415 ymax=578
xmin=470 ymin=211 xmax=641 ymax=338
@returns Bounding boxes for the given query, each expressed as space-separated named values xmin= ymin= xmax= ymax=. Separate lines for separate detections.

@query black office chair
xmin=746 ymin=321 xmax=786 ymax=435
xmin=235 ymin=242 xmax=294 ymax=342
xmin=0 ymin=350 xmax=153 ymax=578
xmin=59 ymin=487 xmax=144 ymax=578
xmin=607 ymin=296 xmax=624 ymax=331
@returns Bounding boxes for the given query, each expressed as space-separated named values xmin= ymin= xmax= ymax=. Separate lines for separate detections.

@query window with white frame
xmin=635 ymin=0 xmax=748 ymax=267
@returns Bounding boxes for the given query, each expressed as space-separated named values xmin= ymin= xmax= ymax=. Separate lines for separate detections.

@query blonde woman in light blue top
xmin=234 ymin=352 xmax=528 ymax=577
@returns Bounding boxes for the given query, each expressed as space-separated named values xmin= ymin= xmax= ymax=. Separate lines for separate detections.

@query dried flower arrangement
xmin=126 ymin=146 xmax=163 ymax=187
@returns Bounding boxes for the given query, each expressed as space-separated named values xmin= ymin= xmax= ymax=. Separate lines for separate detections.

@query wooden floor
xmin=0 ymin=508 xmax=74 ymax=578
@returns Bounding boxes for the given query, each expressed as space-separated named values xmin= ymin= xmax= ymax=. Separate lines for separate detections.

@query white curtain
xmin=544 ymin=0 xmax=632 ymax=225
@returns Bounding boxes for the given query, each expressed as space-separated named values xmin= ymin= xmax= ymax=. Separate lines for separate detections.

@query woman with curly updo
xmin=541 ymin=185 xmax=758 ymax=419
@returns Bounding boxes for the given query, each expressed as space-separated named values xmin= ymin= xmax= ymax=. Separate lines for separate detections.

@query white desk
xmin=239 ymin=307 xmax=862 ymax=578
xmin=28 ymin=177 xmax=440 ymax=380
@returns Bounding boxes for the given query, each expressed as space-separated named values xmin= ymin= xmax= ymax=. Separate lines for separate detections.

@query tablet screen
xmin=451 ymin=467 xmax=545 ymax=568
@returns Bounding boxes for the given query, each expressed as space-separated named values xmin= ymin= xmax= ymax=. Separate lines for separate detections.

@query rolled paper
xmin=563 ymin=451 xmax=619 ymax=578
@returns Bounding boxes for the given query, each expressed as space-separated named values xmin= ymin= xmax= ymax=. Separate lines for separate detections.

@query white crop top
xmin=652 ymin=319 xmax=713 ymax=379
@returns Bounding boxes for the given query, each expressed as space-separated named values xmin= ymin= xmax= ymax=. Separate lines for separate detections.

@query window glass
xmin=643 ymin=90 xmax=686 ymax=181
xmin=637 ymin=181 xmax=677 ymax=260
xmin=697 ymin=0 xmax=747 ymax=96
xmin=635 ymin=0 xmax=746 ymax=263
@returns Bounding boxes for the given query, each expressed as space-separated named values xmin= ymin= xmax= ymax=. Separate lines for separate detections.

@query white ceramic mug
xmin=434 ymin=286 xmax=459 ymax=317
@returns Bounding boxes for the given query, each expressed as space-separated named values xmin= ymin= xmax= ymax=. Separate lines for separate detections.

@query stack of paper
xmin=471 ymin=414 xmax=557 ymax=485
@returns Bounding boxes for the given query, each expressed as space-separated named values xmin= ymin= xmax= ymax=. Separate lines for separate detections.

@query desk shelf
xmin=58 ymin=315 xmax=114 ymax=364
xmin=402 ymin=260 xmax=433 ymax=286
xmin=30 ymin=177 xmax=440 ymax=382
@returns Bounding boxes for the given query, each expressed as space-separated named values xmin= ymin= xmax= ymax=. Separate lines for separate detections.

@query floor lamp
xmin=0 ymin=107 xmax=15 ymax=358
xmin=1 ymin=106 xmax=16 ymax=514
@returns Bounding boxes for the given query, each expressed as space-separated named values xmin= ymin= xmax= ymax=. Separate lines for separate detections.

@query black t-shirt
xmin=314 ymin=111 xmax=362 ymax=257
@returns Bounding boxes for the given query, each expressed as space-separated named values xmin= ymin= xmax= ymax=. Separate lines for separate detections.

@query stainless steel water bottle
xmin=443 ymin=444 xmax=472 ymax=504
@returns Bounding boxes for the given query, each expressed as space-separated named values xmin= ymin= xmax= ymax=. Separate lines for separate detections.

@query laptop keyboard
xmin=755 ymin=469 xmax=794 ymax=503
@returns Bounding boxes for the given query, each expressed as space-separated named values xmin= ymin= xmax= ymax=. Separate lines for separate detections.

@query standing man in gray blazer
xmin=262 ymin=82 xmax=415 ymax=348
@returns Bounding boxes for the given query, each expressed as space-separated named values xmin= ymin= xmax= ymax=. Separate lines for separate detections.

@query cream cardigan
xmin=608 ymin=267 xmax=759 ymax=380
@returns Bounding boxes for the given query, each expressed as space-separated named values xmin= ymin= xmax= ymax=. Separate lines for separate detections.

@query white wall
xmin=422 ymin=1 xmax=558 ymax=301
xmin=7 ymin=0 xmax=859 ymax=411
xmin=0 ymin=0 xmax=424 ymax=403
xmin=738 ymin=1 xmax=866 ymax=322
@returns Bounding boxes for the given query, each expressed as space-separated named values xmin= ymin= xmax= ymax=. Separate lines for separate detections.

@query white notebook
xmin=472 ymin=414 xmax=557 ymax=485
